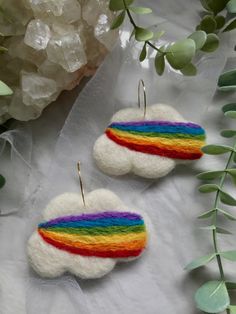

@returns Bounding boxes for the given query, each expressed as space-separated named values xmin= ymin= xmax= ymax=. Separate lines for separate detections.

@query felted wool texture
xmin=27 ymin=189 xmax=148 ymax=279
xmin=93 ymin=104 xmax=206 ymax=179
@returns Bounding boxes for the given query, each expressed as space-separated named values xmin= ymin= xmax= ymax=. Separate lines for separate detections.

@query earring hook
xmin=138 ymin=79 xmax=147 ymax=118
xmin=77 ymin=162 xmax=86 ymax=208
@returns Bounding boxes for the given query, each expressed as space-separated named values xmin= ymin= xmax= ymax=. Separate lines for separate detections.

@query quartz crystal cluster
xmin=0 ymin=0 xmax=118 ymax=123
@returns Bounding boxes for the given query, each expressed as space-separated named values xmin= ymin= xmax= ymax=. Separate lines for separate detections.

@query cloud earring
xmin=27 ymin=163 xmax=148 ymax=279
xmin=93 ymin=80 xmax=206 ymax=179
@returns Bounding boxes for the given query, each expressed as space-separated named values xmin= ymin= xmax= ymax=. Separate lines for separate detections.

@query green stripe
xmin=45 ymin=225 xmax=145 ymax=236
xmin=114 ymin=129 xmax=205 ymax=140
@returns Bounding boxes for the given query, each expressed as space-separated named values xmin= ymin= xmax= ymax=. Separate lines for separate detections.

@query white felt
xmin=93 ymin=104 xmax=187 ymax=179
xmin=28 ymin=189 xmax=148 ymax=279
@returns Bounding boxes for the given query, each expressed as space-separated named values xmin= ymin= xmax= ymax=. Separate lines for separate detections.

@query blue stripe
xmin=39 ymin=218 xmax=144 ymax=229
xmin=110 ymin=125 xmax=204 ymax=135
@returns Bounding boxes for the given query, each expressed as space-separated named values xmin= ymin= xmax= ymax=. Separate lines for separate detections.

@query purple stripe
xmin=110 ymin=121 xmax=201 ymax=128
xmin=43 ymin=211 xmax=142 ymax=225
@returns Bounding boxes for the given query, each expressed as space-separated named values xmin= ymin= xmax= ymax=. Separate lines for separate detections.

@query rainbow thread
xmin=105 ymin=120 xmax=206 ymax=160
xmin=38 ymin=211 xmax=147 ymax=258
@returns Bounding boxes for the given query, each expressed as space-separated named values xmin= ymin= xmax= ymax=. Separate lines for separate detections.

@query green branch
xmin=109 ymin=0 xmax=236 ymax=76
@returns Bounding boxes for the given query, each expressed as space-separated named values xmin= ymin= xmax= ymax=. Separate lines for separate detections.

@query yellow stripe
xmin=43 ymin=229 xmax=147 ymax=245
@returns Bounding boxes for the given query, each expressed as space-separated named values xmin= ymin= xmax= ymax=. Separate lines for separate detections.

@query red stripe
xmin=106 ymin=130 xmax=203 ymax=160
xmin=39 ymin=232 xmax=143 ymax=258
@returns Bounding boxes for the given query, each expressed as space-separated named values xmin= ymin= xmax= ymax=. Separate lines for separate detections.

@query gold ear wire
xmin=77 ymin=162 xmax=86 ymax=208
xmin=138 ymin=79 xmax=147 ymax=118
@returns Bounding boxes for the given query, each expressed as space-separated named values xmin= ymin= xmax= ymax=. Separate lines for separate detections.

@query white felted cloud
xmin=93 ymin=104 xmax=205 ymax=179
xmin=28 ymin=189 xmax=148 ymax=279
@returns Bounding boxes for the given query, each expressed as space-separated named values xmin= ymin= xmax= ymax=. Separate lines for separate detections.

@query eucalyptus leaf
xmin=135 ymin=27 xmax=153 ymax=42
xmin=222 ymin=103 xmax=236 ymax=113
xmin=188 ymin=31 xmax=207 ymax=49
xmin=219 ymin=86 xmax=236 ymax=92
xmin=216 ymin=227 xmax=232 ymax=235
xmin=198 ymin=209 xmax=215 ymax=219
xmin=139 ymin=43 xmax=147 ymax=62
xmin=129 ymin=6 xmax=152 ymax=14
xmin=205 ymin=0 xmax=231 ymax=14
xmin=221 ymin=250 xmax=236 ymax=261
xmin=221 ymin=129 xmax=236 ymax=138
xmin=155 ymin=53 xmax=165 ymax=75
xmin=225 ymin=111 xmax=236 ymax=119
xmin=223 ymin=18 xmax=236 ymax=32
xmin=227 ymin=0 xmax=236 ymax=12
xmin=215 ymin=15 xmax=226 ymax=29
xmin=166 ymin=38 xmax=196 ymax=70
xmin=218 ymin=208 xmax=236 ymax=221
xmin=200 ymin=15 xmax=217 ymax=33
xmin=0 ymin=45 xmax=7 ymax=52
xmin=185 ymin=253 xmax=216 ymax=271
xmin=0 ymin=81 xmax=13 ymax=96
xmin=220 ymin=190 xmax=236 ymax=206
xmin=202 ymin=144 xmax=232 ymax=155
xmin=198 ymin=184 xmax=219 ymax=193
xmin=201 ymin=33 xmax=219 ymax=52
xmin=110 ymin=10 xmax=125 ymax=29
xmin=195 ymin=281 xmax=230 ymax=313
xmin=226 ymin=282 xmax=236 ymax=290
xmin=227 ymin=169 xmax=236 ymax=185
xmin=197 ymin=170 xmax=224 ymax=180
xmin=109 ymin=0 xmax=133 ymax=11
xmin=0 ymin=174 xmax=5 ymax=189
xmin=180 ymin=63 xmax=197 ymax=76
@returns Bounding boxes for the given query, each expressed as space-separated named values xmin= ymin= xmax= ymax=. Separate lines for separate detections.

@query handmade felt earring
xmin=93 ymin=80 xmax=206 ymax=179
xmin=27 ymin=163 xmax=148 ymax=279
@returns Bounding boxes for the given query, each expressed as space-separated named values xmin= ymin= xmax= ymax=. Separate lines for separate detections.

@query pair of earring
xmin=28 ymin=80 xmax=206 ymax=280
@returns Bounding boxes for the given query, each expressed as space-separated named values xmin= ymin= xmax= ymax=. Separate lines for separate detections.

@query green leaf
xmin=200 ymin=0 xmax=212 ymax=11
xmin=195 ymin=281 xmax=230 ymax=313
xmin=230 ymin=305 xmax=236 ymax=314
xmin=198 ymin=184 xmax=219 ymax=193
xmin=223 ymin=18 xmax=236 ymax=32
xmin=201 ymin=33 xmax=219 ymax=52
xmin=200 ymin=225 xmax=216 ymax=231
xmin=180 ymin=63 xmax=197 ymax=76
xmin=202 ymin=144 xmax=232 ymax=155
xmin=109 ymin=0 xmax=134 ymax=11
xmin=0 ymin=174 xmax=5 ymax=189
xmin=226 ymin=282 xmax=236 ymax=290
xmin=216 ymin=227 xmax=232 ymax=235
xmin=234 ymin=152 xmax=236 ymax=163
xmin=135 ymin=27 xmax=153 ymax=42
xmin=218 ymin=70 xmax=236 ymax=90
xmin=110 ymin=10 xmax=125 ymax=29
xmin=227 ymin=0 xmax=236 ymax=12
xmin=222 ymin=103 xmax=236 ymax=113
xmin=185 ymin=253 xmax=216 ymax=271
xmin=221 ymin=250 xmax=236 ymax=261
xmin=0 ymin=81 xmax=13 ymax=96
xmin=206 ymin=0 xmax=231 ymax=14
xmin=166 ymin=39 xmax=196 ymax=70
xmin=221 ymin=129 xmax=236 ymax=138
xmin=0 ymin=45 xmax=7 ymax=52
xmin=129 ymin=6 xmax=152 ymax=14
xmin=139 ymin=43 xmax=147 ymax=62
xmin=198 ymin=209 xmax=215 ymax=219
xmin=225 ymin=111 xmax=236 ymax=119
xmin=155 ymin=53 xmax=165 ymax=75
xmin=200 ymin=15 xmax=217 ymax=33
xmin=197 ymin=170 xmax=224 ymax=180
xmin=152 ymin=30 xmax=165 ymax=40
xmin=188 ymin=31 xmax=207 ymax=50
xmin=215 ymin=15 xmax=226 ymax=29
xmin=227 ymin=169 xmax=236 ymax=185
xmin=218 ymin=208 xmax=236 ymax=221
xmin=220 ymin=190 xmax=236 ymax=206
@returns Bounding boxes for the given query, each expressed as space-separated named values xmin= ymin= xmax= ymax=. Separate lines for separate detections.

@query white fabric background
xmin=1 ymin=1 xmax=236 ymax=313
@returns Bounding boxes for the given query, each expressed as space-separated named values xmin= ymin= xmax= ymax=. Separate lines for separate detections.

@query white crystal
xmin=46 ymin=32 xmax=87 ymax=72
xmin=24 ymin=19 xmax=51 ymax=50
xmin=0 ymin=0 xmax=117 ymax=122
xmin=22 ymin=72 xmax=58 ymax=108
